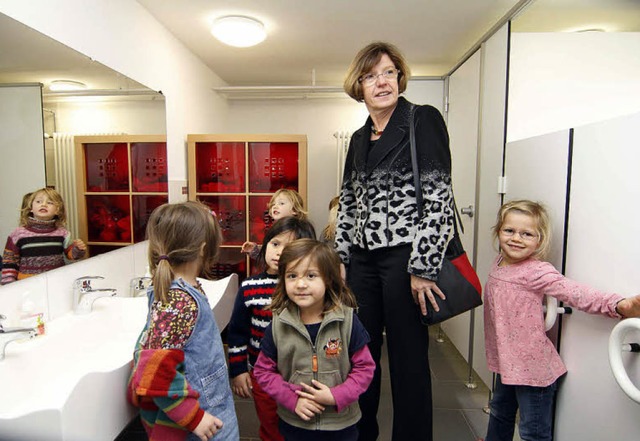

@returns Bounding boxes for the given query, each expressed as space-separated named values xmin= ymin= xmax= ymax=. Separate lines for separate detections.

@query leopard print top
xmin=335 ymin=97 xmax=453 ymax=281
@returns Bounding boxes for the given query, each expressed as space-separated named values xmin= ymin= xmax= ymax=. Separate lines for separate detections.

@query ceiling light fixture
xmin=49 ymin=80 xmax=87 ymax=92
xmin=211 ymin=15 xmax=266 ymax=48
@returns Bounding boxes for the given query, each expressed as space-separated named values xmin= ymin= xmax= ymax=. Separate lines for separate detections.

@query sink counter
xmin=0 ymin=274 xmax=238 ymax=441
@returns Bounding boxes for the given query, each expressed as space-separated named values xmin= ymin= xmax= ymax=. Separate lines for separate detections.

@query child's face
xmin=31 ymin=192 xmax=59 ymax=221
xmin=498 ymin=211 xmax=540 ymax=265
xmin=269 ymin=195 xmax=296 ymax=220
xmin=284 ymin=256 xmax=326 ymax=316
xmin=264 ymin=231 xmax=296 ymax=274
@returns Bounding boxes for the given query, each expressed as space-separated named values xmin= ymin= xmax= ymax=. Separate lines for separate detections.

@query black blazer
xmin=335 ymin=97 xmax=454 ymax=280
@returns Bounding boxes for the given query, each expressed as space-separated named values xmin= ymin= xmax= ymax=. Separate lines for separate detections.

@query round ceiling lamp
xmin=49 ymin=80 xmax=87 ymax=92
xmin=211 ymin=15 xmax=266 ymax=48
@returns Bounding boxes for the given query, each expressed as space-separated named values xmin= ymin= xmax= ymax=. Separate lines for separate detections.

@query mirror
xmin=0 ymin=13 xmax=166 ymax=282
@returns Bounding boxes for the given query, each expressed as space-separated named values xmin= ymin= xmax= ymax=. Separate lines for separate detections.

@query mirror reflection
xmin=0 ymin=13 xmax=166 ymax=283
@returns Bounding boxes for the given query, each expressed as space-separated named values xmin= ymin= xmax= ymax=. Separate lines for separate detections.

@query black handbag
xmin=409 ymin=105 xmax=483 ymax=325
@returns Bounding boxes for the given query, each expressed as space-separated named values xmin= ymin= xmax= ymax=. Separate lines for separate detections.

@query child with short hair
xmin=242 ymin=188 xmax=307 ymax=258
xmin=2 ymin=188 xmax=86 ymax=284
xmin=253 ymin=239 xmax=375 ymax=441
xmin=228 ymin=217 xmax=316 ymax=441
xmin=127 ymin=201 xmax=239 ymax=441
xmin=483 ymin=200 xmax=640 ymax=441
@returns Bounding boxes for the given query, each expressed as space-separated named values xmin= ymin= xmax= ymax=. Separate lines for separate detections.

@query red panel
xmin=196 ymin=142 xmax=245 ymax=193
xmin=249 ymin=142 xmax=299 ymax=192
xmin=131 ymin=142 xmax=168 ymax=192
xmin=84 ymin=143 xmax=129 ymax=192
xmin=199 ymin=195 xmax=246 ymax=245
xmin=132 ymin=195 xmax=168 ymax=242
xmin=248 ymin=196 xmax=273 ymax=244
xmin=85 ymin=195 xmax=131 ymax=243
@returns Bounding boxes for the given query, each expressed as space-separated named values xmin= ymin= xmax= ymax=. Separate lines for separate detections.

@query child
xmin=253 ymin=239 xmax=375 ymax=441
xmin=483 ymin=200 xmax=640 ymax=441
xmin=241 ymin=188 xmax=308 ymax=258
xmin=320 ymin=196 xmax=340 ymax=244
xmin=2 ymin=188 xmax=86 ymax=284
xmin=127 ymin=201 xmax=239 ymax=441
xmin=227 ymin=217 xmax=316 ymax=441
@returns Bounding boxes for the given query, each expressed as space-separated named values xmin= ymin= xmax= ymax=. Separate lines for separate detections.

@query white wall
xmin=49 ymin=99 xmax=167 ymax=135
xmin=508 ymin=32 xmax=640 ymax=143
xmin=0 ymin=0 xmax=230 ymax=201
xmin=0 ymin=84 xmax=46 ymax=243
xmin=226 ymin=80 xmax=444 ymax=229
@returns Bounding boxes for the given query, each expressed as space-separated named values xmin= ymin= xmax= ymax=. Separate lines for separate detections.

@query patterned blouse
xmin=143 ymin=288 xmax=199 ymax=349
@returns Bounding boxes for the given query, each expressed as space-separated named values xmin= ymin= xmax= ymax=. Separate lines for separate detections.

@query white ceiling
xmin=137 ymin=0 xmax=640 ymax=86
xmin=0 ymin=0 xmax=638 ymax=92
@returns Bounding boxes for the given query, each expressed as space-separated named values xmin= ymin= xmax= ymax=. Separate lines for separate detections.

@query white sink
xmin=0 ymin=274 xmax=238 ymax=441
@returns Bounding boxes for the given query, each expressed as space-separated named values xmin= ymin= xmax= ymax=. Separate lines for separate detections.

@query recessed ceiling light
xmin=49 ymin=80 xmax=87 ymax=92
xmin=211 ymin=15 xmax=266 ymax=48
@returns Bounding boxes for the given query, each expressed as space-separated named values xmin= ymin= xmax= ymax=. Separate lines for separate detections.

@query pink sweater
xmin=484 ymin=256 xmax=623 ymax=387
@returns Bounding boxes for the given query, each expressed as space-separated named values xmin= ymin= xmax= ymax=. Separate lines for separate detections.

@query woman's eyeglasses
xmin=359 ymin=68 xmax=400 ymax=86
xmin=500 ymin=228 xmax=539 ymax=242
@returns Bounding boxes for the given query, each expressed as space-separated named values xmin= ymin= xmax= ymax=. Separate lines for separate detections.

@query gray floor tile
xmin=433 ymin=408 xmax=478 ymax=441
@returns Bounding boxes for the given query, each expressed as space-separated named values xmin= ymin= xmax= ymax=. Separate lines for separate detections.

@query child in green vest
xmin=253 ymin=239 xmax=375 ymax=441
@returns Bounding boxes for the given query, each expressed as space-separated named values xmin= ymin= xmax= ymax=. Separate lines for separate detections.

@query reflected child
xmin=1 ymin=188 xmax=86 ymax=284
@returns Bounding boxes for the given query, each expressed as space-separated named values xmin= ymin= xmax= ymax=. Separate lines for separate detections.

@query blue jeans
xmin=486 ymin=374 xmax=558 ymax=441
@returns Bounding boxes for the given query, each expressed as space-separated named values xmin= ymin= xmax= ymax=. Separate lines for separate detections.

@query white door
xmin=441 ymin=50 xmax=481 ymax=357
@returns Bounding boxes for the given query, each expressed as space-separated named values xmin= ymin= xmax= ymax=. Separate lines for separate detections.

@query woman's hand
xmin=193 ymin=412 xmax=223 ymax=441
xmin=294 ymin=396 xmax=325 ymax=421
xmin=231 ymin=372 xmax=252 ymax=398
xmin=410 ymin=275 xmax=446 ymax=316
xmin=295 ymin=379 xmax=336 ymax=406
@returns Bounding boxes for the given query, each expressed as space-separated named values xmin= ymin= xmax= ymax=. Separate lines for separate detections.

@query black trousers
xmin=349 ymin=245 xmax=433 ymax=441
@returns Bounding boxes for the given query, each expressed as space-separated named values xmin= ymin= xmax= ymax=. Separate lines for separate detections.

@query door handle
xmin=460 ymin=205 xmax=474 ymax=218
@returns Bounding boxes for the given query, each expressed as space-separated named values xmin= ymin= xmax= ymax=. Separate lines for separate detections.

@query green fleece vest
xmin=271 ymin=304 xmax=361 ymax=431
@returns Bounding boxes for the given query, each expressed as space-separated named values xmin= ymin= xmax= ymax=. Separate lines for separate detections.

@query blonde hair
xmin=21 ymin=188 xmax=66 ymax=228
xmin=343 ymin=41 xmax=411 ymax=102
xmin=269 ymin=188 xmax=308 ymax=220
xmin=321 ymin=196 xmax=340 ymax=243
xmin=146 ymin=201 xmax=222 ymax=303
xmin=271 ymin=239 xmax=357 ymax=314
xmin=492 ymin=200 xmax=552 ymax=260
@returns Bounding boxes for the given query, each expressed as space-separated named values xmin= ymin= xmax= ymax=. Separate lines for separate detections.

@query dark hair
xmin=343 ymin=41 xmax=411 ymax=102
xmin=271 ymin=239 xmax=357 ymax=314
xmin=146 ymin=201 xmax=222 ymax=302
xmin=256 ymin=217 xmax=316 ymax=269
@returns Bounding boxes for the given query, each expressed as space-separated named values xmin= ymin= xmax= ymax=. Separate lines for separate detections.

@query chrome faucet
xmin=130 ymin=276 xmax=152 ymax=297
xmin=73 ymin=276 xmax=117 ymax=314
xmin=0 ymin=315 xmax=37 ymax=361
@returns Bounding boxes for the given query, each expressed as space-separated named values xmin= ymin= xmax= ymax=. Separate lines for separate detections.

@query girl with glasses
xmin=482 ymin=199 xmax=640 ymax=441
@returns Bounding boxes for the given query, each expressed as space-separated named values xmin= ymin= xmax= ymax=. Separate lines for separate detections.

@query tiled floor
xmin=235 ymin=326 xmax=492 ymax=441
xmin=116 ymin=326 xmax=494 ymax=441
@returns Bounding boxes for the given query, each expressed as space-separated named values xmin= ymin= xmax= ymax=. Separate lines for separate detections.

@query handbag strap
xmin=409 ymin=104 xmax=463 ymax=235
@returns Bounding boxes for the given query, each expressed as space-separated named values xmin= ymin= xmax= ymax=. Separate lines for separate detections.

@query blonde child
xmin=320 ymin=196 xmax=340 ymax=244
xmin=2 ymin=188 xmax=86 ymax=284
xmin=241 ymin=188 xmax=307 ymax=258
xmin=253 ymin=239 xmax=375 ymax=441
xmin=483 ymin=200 xmax=640 ymax=441
xmin=127 ymin=201 xmax=239 ymax=441
xmin=227 ymin=217 xmax=316 ymax=441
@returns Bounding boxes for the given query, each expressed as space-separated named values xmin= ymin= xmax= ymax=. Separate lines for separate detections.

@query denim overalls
xmin=149 ymin=278 xmax=239 ymax=441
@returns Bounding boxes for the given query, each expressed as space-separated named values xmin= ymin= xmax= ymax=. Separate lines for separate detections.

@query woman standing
xmin=335 ymin=41 xmax=453 ymax=441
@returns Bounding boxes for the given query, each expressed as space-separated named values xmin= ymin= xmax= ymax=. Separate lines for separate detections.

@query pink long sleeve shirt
xmin=484 ymin=256 xmax=623 ymax=387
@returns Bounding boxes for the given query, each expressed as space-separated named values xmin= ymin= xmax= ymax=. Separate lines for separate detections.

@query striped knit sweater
xmin=227 ymin=271 xmax=278 ymax=378
xmin=2 ymin=217 xmax=85 ymax=284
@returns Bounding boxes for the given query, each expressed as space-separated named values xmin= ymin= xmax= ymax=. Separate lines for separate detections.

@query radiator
xmin=333 ymin=130 xmax=351 ymax=193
